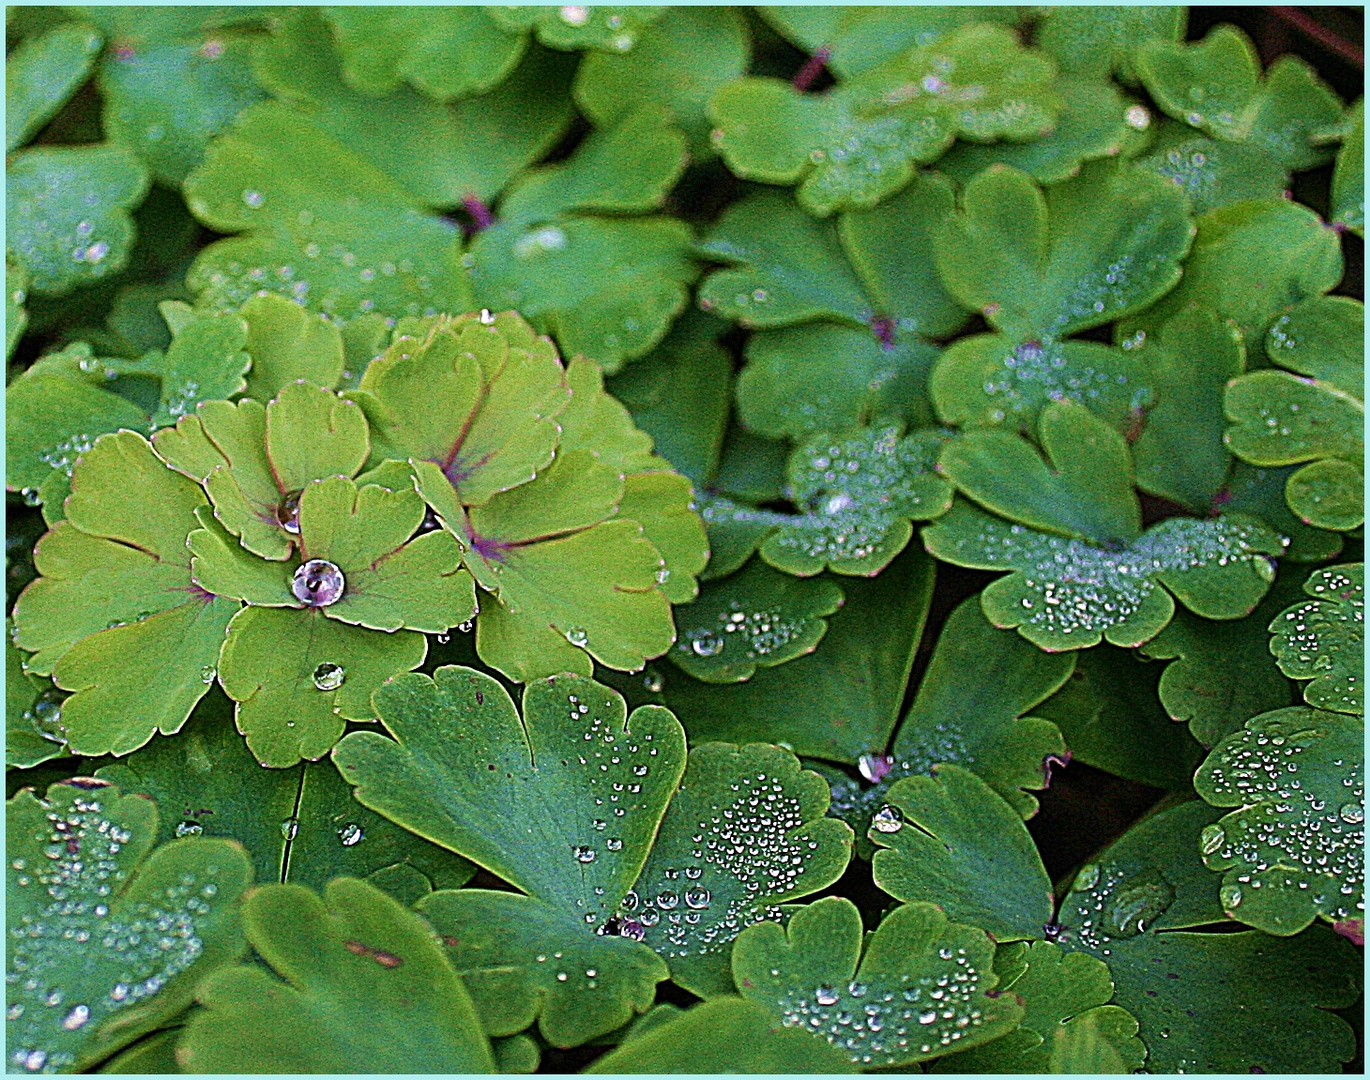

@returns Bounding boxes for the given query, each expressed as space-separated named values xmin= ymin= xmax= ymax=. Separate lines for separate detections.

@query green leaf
xmin=1330 ymin=97 xmax=1364 ymax=235
xmin=253 ymin=8 xmax=576 ymax=209
xmin=6 ymin=250 xmax=29 ymax=360
xmin=1035 ymin=6 xmax=1185 ymax=85
xmin=216 ymin=605 xmax=428 ymax=769
xmin=5 ymin=371 xmax=149 ymax=500
xmin=94 ymin=689 xmax=475 ymax=901
xmin=97 ymin=1028 xmax=181 ymax=1074
xmin=936 ymin=78 xmax=1132 ymax=185
xmin=1129 ymin=305 xmax=1244 ymax=511
xmin=6 ymin=620 xmax=67 ymax=769
xmin=574 ymin=7 xmax=751 ymax=160
xmin=335 ymin=667 xmax=686 ymax=1045
xmin=710 ymin=22 xmax=1059 ymax=217
xmin=185 ymin=102 xmax=473 ymax=325
xmin=98 ymin=29 xmax=266 ymax=187
xmin=320 ymin=6 xmax=527 ymax=101
xmin=1269 ymin=563 xmax=1364 ymax=715
xmin=585 ymin=996 xmax=858 ymax=1073
xmin=1223 ymin=461 xmax=1344 ymax=563
xmin=7 ymin=778 xmax=252 ymax=1073
xmin=733 ymin=897 xmax=1024 ymax=1068
xmin=1033 ymin=644 xmax=1205 ymax=790
xmin=239 ymin=291 xmax=347 ymax=401
xmin=1055 ymin=799 xmax=1360 ymax=1073
xmin=825 ymin=594 xmax=1072 ymax=854
xmin=938 ymin=401 xmax=1140 ymax=543
xmin=7 ymin=144 xmax=150 ymax=296
xmin=605 ymin=309 xmax=733 ymax=487
xmin=931 ymin=941 xmax=1145 ymax=1073
xmin=1266 ymin=295 xmax=1364 ymax=399
xmin=1195 ymin=705 xmax=1363 ymax=936
xmin=487 ymin=6 xmax=668 ymax=53
xmin=655 ymin=544 xmax=935 ymax=763
xmin=632 ymin=742 xmax=853 ymax=997
xmin=1137 ymin=123 xmax=1289 ymax=214
xmin=699 ymin=172 xmax=969 ymax=339
xmin=933 ymin=161 xmax=1193 ymax=342
xmin=1140 ymin=570 xmax=1302 ymax=748
xmin=178 ymin=878 xmax=495 ymax=1072
xmin=1136 ymin=24 xmax=1344 ymax=171
xmin=669 ymin=559 xmax=844 ymax=683
xmin=871 ymin=765 xmax=1054 ymax=942
xmin=758 ymin=7 xmax=1021 ymax=80
xmin=6 ymin=21 xmax=104 ymax=153
xmin=150 ymin=305 xmax=250 ymax=428
xmin=925 ymin=500 xmax=1286 ymax=651
xmin=1117 ymin=197 xmax=1343 ymax=349
xmin=466 ymin=108 xmax=694 ymax=372
xmin=10 ymin=430 xmax=238 ymax=760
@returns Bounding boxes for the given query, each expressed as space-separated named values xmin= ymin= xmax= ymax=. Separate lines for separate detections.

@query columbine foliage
xmin=4 ymin=5 xmax=1363 ymax=1075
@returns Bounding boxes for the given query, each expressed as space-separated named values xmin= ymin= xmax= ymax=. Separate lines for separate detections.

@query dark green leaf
xmin=7 ymin=779 xmax=252 ymax=1073
xmin=1269 ymin=563 xmax=1364 ymax=715
xmin=871 ymin=765 xmax=1054 ymax=941
xmin=1035 ymin=6 xmax=1185 ymax=85
xmin=178 ymin=878 xmax=495 ymax=1072
xmin=1330 ymin=97 xmax=1363 ymax=235
xmin=6 ymin=22 xmax=104 ymax=153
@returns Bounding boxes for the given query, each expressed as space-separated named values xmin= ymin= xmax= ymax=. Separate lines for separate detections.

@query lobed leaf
xmin=6 ymin=21 xmax=104 ymax=154
xmin=1268 ymin=563 xmax=1363 ymax=714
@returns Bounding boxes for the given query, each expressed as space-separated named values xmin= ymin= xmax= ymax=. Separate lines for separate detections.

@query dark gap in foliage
xmin=664 ymin=158 xmax=744 ymax=230
xmin=901 ymin=562 xmax=998 ymax=722
xmin=6 ymin=501 xmax=44 ymax=613
xmin=653 ymin=978 xmax=702 ymax=1010
xmin=5 ymin=757 xmax=93 ymax=800
xmin=465 ymin=867 xmax=522 ymax=894
xmin=537 ymin=1041 xmax=611 ymax=1073
xmin=1338 ymin=230 xmax=1364 ymax=301
xmin=742 ymin=7 xmax=809 ymax=82
xmin=810 ymin=848 xmax=892 ymax=932
xmin=1069 ymin=322 xmax=1117 ymax=346
xmin=1027 ymin=761 xmax=1168 ymax=884
xmin=1139 ymin=491 xmax=1193 ymax=529
xmin=534 ymin=110 xmax=593 ymax=170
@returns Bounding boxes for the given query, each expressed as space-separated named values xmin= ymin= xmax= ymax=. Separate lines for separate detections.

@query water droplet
xmin=242 ymin=189 xmax=264 ymax=209
xmin=312 ymin=662 xmax=346 ymax=691
xmin=559 ymin=4 xmax=588 ymax=26
xmin=691 ymin=634 xmax=725 ymax=657
xmin=656 ymin=890 xmax=679 ymax=910
xmin=338 ymin=823 xmax=364 ymax=847
xmin=199 ymin=665 xmax=217 ymax=685
xmin=280 ymin=817 xmax=299 ymax=841
xmin=816 ymin=986 xmax=840 ymax=1005
xmin=292 ymin=560 xmax=345 ymax=606
xmin=858 ymin=753 xmax=893 ymax=783
xmin=643 ymin=670 xmax=665 ymax=693
xmin=1220 ymin=883 xmax=1243 ymax=909
xmin=573 ymin=845 xmax=597 ymax=864
xmin=605 ymin=837 xmax=623 ymax=852
xmin=62 ymin=1004 xmax=90 ymax=1030
xmin=871 ymin=805 xmax=903 ymax=833
xmin=684 ymin=886 xmax=710 ymax=909
xmin=175 ymin=821 xmax=204 ymax=838
xmin=1339 ymin=803 xmax=1364 ymax=824
xmin=565 ymin=626 xmax=589 ymax=648
xmin=1200 ymin=824 xmax=1226 ymax=856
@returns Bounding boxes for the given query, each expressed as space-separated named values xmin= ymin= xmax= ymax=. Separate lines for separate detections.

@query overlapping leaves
xmin=1268 ymin=563 xmax=1363 ymax=715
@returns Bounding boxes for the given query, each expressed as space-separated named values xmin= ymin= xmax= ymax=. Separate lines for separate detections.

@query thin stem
xmin=1271 ymin=6 xmax=1363 ymax=69
xmin=792 ymin=46 xmax=831 ymax=91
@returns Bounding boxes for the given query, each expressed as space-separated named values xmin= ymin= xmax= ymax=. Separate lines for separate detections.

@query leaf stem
xmin=1271 ymin=6 xmax=1363 ymax=69
xmin=792 ymin=46 xmax=831 ymax=91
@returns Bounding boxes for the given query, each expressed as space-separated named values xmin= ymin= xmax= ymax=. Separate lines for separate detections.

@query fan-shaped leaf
xmin=1269 ymin=563 xmax=1363 ymax=714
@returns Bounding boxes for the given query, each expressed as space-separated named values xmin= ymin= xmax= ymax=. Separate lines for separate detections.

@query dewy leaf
xmin=97 ymin=24 xmax=267 ymax=187
xmin=466 ymin=107 xmax=694 ymax=372
xmin=710 ymin=22 xmax=1059 ymax=218
xmin=320 ymin=6 xmax=528 ymax=101
xmin=7 ymin=779 xmax=253 ymax=1073
xmin=938 ymin=401 xmax=1140 ymax=544
xmin=1224 ymin=370 xmax=1363 ymax=531
xmin=871 ymin=765 xmax=1054 ymax=942
xmin=755 ymin=425 xmax=952 ymax=577
xmin=931 ymin=941 xmax=1144 ymax=1074
xmin=1136 ymin=24 xmax=1344 ymax=172
xmin=1035 ymin=5 xmax=1185 ymax=85
xmin=150 ymin=305 xmax=250 ymax=428
xmin=5 ymin=21 xmax=104 ymax=153
xmin=6 ymin=620 xmax=68 ymax=769
xmin=1330 ymin=97 xmax=1364 ymax=235
xmin=487 ymin=6 xmax=668 ymax=54
xmin=1054 ymin=799 xmax=1360 ymax=1073
xmin=253 ymin=8 xmax=575 ymax=209
xmin=1137 ymin=121 xmax=1289 ymax=215
xmin=670 ymin=560 xmax=844 ymax=684
xmin=7 ymin=144 xmax=150 ymax=296
xmin=5 ymin=370 xmax=148 ymax=503
xmin=925 ymin=500 xmax=1286 ymax=652
xmin=1140 ymin=570 xmax=1303 ymax=748
xmin=733 ymin=897 xmax=1024 ymax=1068
xmin=1194 ymin=706 xmax=1364 ymax=936
xmin=1117 ymin=197 xmax=1343 ymax=349
xmin=11 ymin=432 xmax=239 ymax=757
xmin=574 ymin=7 xmax=751 ymax=160
xmin=178 ymin=878 xmax=495 ymax=1073
xmin=1266 ymin=294 xmax=1364 ymax=399
xmin=1033 ymin=644 xmax=1206 ymax=791
xmin=1269 ymin=563 xmax=1364 ymax=715
xmin=6 ymin=251 xmax=29 ymax=361
xmin=933 ymin=161 xmax=1193 ymax=343
xmin=631 ymin=742 xmax=854 ymax=998
xmin=584 ymin=996 xmax=857 ymax=1074
xmin=185 ymin=102 xmax=473 ymax=325
xmin=825 ymin=595 xmax=1071 ymax=855
xmin=656 ymin=544 xmax=935 ymax=764
xmin=94 ymin=690 xmax=475 ymax=903
xmin=335 ymin=668 xmax=687 ymax=1046
xmin=1224 ymin=461 xmax=1344 ymax=564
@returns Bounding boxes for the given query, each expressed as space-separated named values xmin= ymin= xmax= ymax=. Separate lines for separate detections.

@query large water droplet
xmin=280 ymin=817 xmax=300 ymax=841
xmin=816 ymin=986 xmax=840 ymax=1006
xmin=656 ymin=890 xmax=679 ymax=910
xmin=312 ymin=662 xmax=346 ymax=691
xmin=565 ymin=626 xmax=589 ymax=648
xmin=684 ymin=886 xmax=711 ymax=909
xmin=871 ymin=805 xmax=904 ymax=833
xmin=175 ymin=821 xmax=204 ymax=838
xmin=1339 ymin=803 xmax=1364 ymax=824
xmin=1200 ymin=824 xmax=1227 ymax=856
xmin=858 ymin=753 xmax=893 ymax=783
xmin=690 ymin=634 xmax=725 ymax=657
xmin=573 ymin=845 xmax=597 ymax=864
xmin=61 ymin=1004 xmax=90 ymax=1031
xmin=337 ymin=823 xmax=364 ymax=847
xmin=1103 ymin=870 xmax=1174 ymax=937
xmin=1220 ymin=883 xmax=1243 ymax=910
xmin=292 ymin=560 xmax=345 ymax=606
